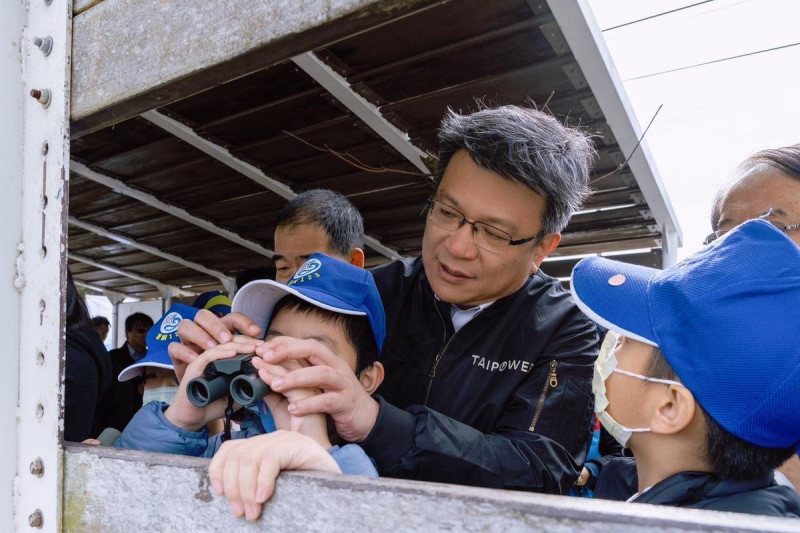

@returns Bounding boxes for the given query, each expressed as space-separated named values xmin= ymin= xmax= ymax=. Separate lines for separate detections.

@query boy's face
xmin=265 ymin=306 xmax=358 ymax=372
xmin=604 ymin=336 xmax=658 ymax=434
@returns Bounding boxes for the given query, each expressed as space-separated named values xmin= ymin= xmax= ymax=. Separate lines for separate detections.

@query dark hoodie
xmin=590 ymin=456 xmax=800 ymax=518
xmin=65 ymin=327 xmax=112 ymax=441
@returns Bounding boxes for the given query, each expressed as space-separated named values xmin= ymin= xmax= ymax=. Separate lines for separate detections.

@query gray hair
xmin=435 ymin=105 xmax=596 ymax=235
xmin=710 ymin=144 xmax=800 ymax=231
xmin=277 ymin=189 xmax=365 ymax=256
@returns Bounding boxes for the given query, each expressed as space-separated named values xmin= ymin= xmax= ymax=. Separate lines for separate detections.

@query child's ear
xmin=650 ymin=385 xmax=696 ymax=435
xmin=358 ymin=361 xmax=384 ymax=394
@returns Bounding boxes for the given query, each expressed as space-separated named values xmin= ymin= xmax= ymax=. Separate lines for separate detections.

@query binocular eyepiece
xmin=185 ymin=353 xmax=271 ymax=407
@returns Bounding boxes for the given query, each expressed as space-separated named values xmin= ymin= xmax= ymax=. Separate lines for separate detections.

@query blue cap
xmin=117 ymin=303 xmax=201 ymax=382
xmin=191 ymin=290 xmax=232 ymax=316
xmin=232 ymin=253 xmax=386 ymax=354
xmin=571 ymin=219 xmax=800 ymax=452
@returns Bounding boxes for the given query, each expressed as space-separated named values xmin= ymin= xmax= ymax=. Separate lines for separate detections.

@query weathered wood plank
xmin=64 ymin=444 xmax=798 ymax=532
xmin=71 ymin=0 xmax=446 ymax=137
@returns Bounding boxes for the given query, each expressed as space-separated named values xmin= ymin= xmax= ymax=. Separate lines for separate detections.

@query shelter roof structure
xmin=68 ymin=0 xmax=680 ymax=298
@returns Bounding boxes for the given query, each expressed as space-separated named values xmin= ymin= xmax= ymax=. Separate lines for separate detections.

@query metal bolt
xmin=29 ymin=458 xmax=44 ymax=477
xmin=28 ymin=510 xmax=43 ymax=528
xmin=43 ymin=0 xmax=52 ymax=5
xmin=32 ymin=36 xmax=53 ymax=56
xmin=29 ymin=89 xmax=51 ymax=108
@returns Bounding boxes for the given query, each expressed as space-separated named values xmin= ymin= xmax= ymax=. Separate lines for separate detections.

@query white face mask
xmin=143 ymin=386 xmax=179 ymax=406
xmin=593 ymin=332 xmax=683 ymax=447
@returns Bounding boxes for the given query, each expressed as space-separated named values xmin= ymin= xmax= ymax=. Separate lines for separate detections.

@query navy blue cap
xmin=118 ymin=303 xmax=200 ymax=382
xmin=232 ymin=253 xmax=386 ymax=354
xmin=571 ymin=219 xmax=800 ymax=452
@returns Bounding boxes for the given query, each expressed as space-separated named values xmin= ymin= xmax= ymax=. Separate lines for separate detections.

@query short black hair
xmin=276 ymin=189 xmax=365 ymax=257
xmin=269 ymin=295 xmax=378 ymax=374
xmin=435 ymin=105 xmax=596 ymax=235
xmin=66 ymin=271 xmax=92 ymax=331
xmin=91 ymin=316 xmax=110 ymax=327
xmin=645 ymin=347 xmax=795 ymax=480
xmin=124 ymin=312 xmax=153 ymax=333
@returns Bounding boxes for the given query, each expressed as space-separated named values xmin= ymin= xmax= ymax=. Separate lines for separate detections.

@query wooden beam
xmin=71 ymin=161 xmax=275 ymax=259
xmin=70 ymin=0 xmax=447 ymax=137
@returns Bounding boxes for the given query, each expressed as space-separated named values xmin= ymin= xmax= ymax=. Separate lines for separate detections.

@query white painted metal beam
xmin=70 ymin=160 xmax=274 ymax=258
xmin=292 ymin=52 xmax=433 ymax=175
xmin=68 ymin=253 xmax=196 ymax=297
xmin=8 ymin=0 xmax=71 ymax=529
xmin=69 ymin=216 xmax=234 ymax=285
xmin=546 ymin=0 xmax=683 ymax=247
xmin=74 ymin=279 xmax=138 ymax=301
xmin=140 ymin=110 xmax=295 ymax=200
xmin=140 ymin=110 xmax=403 ymax=261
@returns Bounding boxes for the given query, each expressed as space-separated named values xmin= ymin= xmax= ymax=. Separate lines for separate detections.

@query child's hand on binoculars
xmin=165 ymin=340 xmax=259 ymax=431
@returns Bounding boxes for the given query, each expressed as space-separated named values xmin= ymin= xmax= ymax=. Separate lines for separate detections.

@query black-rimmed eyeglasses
xmin=425 ymin=198 xmax=544 ymax=253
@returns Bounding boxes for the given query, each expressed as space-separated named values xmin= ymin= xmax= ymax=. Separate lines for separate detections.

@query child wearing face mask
xmin=569 ymin=219 xmax=800 ymax=518
xmin=118 ymin=303 xmax=202 ymax=407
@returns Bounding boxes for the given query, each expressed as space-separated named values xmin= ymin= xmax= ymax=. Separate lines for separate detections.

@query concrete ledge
xmin=63 ymin=443 xmax=798 ymax=532
xmin=70 ymin=0 xmax=444 ymax=137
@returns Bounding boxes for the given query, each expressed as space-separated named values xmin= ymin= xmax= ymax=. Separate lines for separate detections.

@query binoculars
xmin=185 ymin=353 xmax=270 ymax=407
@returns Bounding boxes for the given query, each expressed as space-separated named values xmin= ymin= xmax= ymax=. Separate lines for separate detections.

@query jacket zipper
xmin=424 ymin=302 xmax=458 ymax=405
xmin=528 ymin=360 xmax=558 ymax=432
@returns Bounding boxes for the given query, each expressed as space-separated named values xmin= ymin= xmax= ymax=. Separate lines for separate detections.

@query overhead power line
xmin=624 ymin=41 xmax=800 ymax=81
xmin=602 ymin=1 xmax=715 ymax=32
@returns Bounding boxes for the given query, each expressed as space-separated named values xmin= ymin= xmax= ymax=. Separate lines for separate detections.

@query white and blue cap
xmin=571 ymin=219 xmax=800 ymax=454
xmin=117 ymin=303 xmax=201 ymax=382
xmin=232 ymin=253 xmax=386 ymax=354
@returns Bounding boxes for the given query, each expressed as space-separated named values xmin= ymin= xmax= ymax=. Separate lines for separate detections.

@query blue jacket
xmin=115 ymin=401 xmax=378 ymax=478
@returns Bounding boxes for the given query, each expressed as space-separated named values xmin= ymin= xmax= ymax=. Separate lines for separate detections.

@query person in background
xmin=65 ymin=271 xmax=112 ymax=441
xmin=706 ymin=144 xmax=800 ymax=490
xmin=192 ymin=291 xmax=232 ymax=318
xmin=91 ymin=316 xmax=110 ymax=343
xmin=95 ymin=312 xmax=154 ymax=431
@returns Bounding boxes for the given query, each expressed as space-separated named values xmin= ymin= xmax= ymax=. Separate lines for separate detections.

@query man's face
xmin=717 ymin=168 xmax=800 ymax=246
xmin=95 ymin=324 xmax=109 ymax=342
xmin=421 ymin=150 xmax=554 ymax=308
xmin=265 ymin=307 xmax=359 ymax=373
xmin=274 ymin=223 xmax=340 ymax=284
xmin=126 ymin=321 xmax=150 ymax=354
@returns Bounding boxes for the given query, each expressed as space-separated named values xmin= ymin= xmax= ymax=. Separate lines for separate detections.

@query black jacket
xmin=362 ymin=257 xmax=599 ymax=493
xmin=95 ymin=341 xmax=144 ymax=432
xmin=591 ymin=457 xmax=800 ymax=517
xmin=64 ymin=327 xmax=112 ymax=441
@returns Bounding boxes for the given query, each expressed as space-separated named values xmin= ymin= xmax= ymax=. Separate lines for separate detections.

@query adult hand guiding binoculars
xmin=186 ymin=353 xmax=271 ymax=407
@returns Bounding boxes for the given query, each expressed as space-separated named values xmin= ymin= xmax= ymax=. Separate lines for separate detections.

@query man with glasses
xmin=176 ymin=106 xmax=599 ymax=493
xmin=707 ymin=144 xmax=800 ymax=246
xmin=706 ymin=144 xmax=800 ymax=491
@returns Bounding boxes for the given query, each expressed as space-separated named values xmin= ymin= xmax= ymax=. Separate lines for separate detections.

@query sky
xmin=586 ymin=0 xmax=800 ymax=259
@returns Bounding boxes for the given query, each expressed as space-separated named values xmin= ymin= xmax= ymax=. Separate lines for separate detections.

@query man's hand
xmin=208 ymin=430 xmax=341 ymax=521
xmin=256 ymin=337 xmax=380 ymax=443
xmin=169 ymin=310 xmax=263 ymax=380
xmin=165 ymin=340 xmax=259 ymax=431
